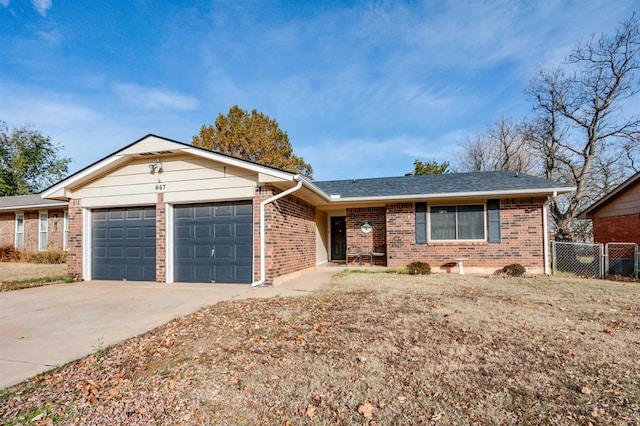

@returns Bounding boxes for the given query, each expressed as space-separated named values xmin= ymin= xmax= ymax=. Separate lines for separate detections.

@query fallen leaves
xmin=358 ymin=402 xmax=375 ymax=419
xmin=1 ymin=274 xmax=639 ymax=425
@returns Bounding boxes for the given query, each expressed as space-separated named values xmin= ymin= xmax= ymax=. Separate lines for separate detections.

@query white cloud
xmin=32 ymin=0 xmax=52 ymax=16
xmin=113 ymin=83 xmax=199 ymax=111
xmin=0 ymin=0 xmax=10 ymax=8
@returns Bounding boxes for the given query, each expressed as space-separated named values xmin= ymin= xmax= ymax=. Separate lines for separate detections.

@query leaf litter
xmin=1 ymin=273 xmax=638 ymax=425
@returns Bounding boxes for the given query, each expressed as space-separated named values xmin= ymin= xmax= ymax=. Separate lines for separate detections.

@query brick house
xmin=579 ymin=171 xmax=640 ymax=245
xmin=28 ymin=134 xmax=573 ymax=285
xmin=0 ymin=195 xmax=68 ymax=252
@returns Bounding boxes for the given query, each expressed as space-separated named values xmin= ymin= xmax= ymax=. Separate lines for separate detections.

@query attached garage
xmin=92 ymin=206 xmax=156 ymax=281
xmin=174 ymin=201 xmax=253 ymax=283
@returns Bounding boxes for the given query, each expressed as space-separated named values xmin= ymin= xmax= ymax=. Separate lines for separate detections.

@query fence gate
xmin=605 ymin=242 xmax=638 ymax=278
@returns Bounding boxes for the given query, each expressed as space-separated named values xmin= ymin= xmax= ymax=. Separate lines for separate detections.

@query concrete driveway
xmin=0 ymin=269 xmax=336 ymax=389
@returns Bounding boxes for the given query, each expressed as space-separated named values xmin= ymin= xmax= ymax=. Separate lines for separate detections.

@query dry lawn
xmin=1 ymin=272 xmax=639 ymax=425
xmin=0 ymin=263 xmax=68 ymax=282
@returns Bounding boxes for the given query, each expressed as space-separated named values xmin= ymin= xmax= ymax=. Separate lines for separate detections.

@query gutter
xmin=251 ymin=176 xmax=304 ymax=287
xmin=322 ymin=187 xmax=577 ymax=203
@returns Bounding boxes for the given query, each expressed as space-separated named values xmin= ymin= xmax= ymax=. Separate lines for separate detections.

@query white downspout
xmin=542 ymin=192 xmax=555 ymax=275
xmin=252 ymin=176 xmax=303 ymax=287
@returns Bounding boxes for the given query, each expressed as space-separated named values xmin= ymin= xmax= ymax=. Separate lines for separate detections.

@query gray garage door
xmin=174 ymin=201 xmax=253 ymax=283
xmin=92 ymin=207 xmax=156 ymax=281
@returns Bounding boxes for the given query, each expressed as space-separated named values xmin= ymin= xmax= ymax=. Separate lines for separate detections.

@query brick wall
xmin=386 ymin=198 xmax=547 ymax=273
xmin=46 ymin=209 xmax=66 ymax=250
xmin=346 ymin=207 xmax=387 ymax=265
xmin=156 ymin=194 xmax=166 ymax=283
xmin=593 ymin=214 xmax=640 ymax=245
xmin=0 ymin=213 xmax=14 ymax=247
xmin=0 ymin=209 xmax=67 ymax=251
xmin=255 ymin=185 xmax=316 ymax=284
xmin=67 ymin=200 xmax=83 ymax=280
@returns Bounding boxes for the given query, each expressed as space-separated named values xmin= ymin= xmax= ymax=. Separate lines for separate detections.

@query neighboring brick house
xmin=579 ymin=171 xmax=640 ymax=245
xmin=31 ymin=134 xmax=573 ymax=285
xmin=0 ymin=195 xmax=68 ymax=252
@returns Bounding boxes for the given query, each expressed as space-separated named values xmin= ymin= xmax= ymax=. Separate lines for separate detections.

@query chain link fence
xmin=605 ymin=242 xmax=638 ymax=277
xmin=552 ymin=241 xmax=639 ymax=279
xmin=552 ymin=242 xmax=603 ymax=278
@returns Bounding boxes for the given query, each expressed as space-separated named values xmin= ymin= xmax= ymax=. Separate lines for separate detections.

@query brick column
xmin=156 ymin=193 xmax=166 ymax=283
xmin=67 ymin=199 xmax=84 ymax=280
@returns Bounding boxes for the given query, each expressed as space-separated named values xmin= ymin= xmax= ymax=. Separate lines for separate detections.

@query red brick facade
xmin=385 ymin=198 xmax=547 ymax=273
xmin=155 ymin=194 xmax=166 ymax=283
xmin=255 ymin=185 xmax=316 ymax=284
xmin=67 ymin=200 xmax=83 ymax=280
xmin=0 ymin=208 xmax=67 ymax=251
xmin=592 ymin=214 xmax=640 ymax=245
xmin=345 ymin=207 xmax=387 ymax=266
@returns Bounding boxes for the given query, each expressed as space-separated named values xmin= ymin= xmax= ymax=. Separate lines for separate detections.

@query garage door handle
xmin=211 ymin=248 xmax=215 ymax=257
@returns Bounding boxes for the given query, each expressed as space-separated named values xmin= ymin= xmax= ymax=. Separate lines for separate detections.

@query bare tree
xmin=457 ymin=118 xmax=536 ymax=173
xmin=526 ymin=13 xmax=640 ymax=240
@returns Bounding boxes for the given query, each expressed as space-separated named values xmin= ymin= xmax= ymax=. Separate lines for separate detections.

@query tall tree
xmin=526 ymin=13 xmax=640 ymax=239
xmin=412 ymin=159 xmax=450 ymax=175
xmin=457 ymin=118 xmax=536 ymax=174
xmin=0 ymin=122 xmax=70 ymax=196
xmin=193 ymin=105 xmax=313 ymax=178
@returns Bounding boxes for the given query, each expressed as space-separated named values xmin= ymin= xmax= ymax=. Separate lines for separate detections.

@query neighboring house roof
xmin=0 ymin=194 xmax=67 ymax=211
xmin=579 ymin=170 xmax=640 ymax=219
xmin=313 ymin=171 xmax=574 ymax=201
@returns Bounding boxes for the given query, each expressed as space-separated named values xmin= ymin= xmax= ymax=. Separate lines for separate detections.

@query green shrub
xmin=406 ymin=261 xmax=431 ymax=275
xmin=502 ymin=263 xmax=526 ymax=277
xmin=20 ymin=249 xmax=67 ymax=264
xmin=0 ymin=245 xmax=21 ymax=262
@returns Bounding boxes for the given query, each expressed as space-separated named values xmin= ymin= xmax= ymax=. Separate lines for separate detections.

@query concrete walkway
xmin=0 ymin=265 xmax=342 ymax=390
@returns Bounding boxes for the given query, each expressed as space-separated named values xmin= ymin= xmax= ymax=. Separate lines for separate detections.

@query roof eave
xmin=0 ymin=202 xmax=68 ymax=211
xmin=325 ymin=187 xmax=575 ymax=203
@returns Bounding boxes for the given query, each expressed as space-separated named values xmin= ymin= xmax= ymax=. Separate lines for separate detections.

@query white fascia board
xmin=0 ymin=202 xmax=67 ymax=211
xmin=325 ymin=186 xmax=577 ymax=203
xmin=41 ymin=155 xmax=126 ymax=199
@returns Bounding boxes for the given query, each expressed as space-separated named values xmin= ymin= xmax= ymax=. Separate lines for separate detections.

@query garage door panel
xmin=92 ymin=207 xmax=156 ymax=281
xmin=109 ymin=211 xmax=125 ymax=221
xmin=214 ymin=223 xmax=233 ymax=237
xmin=174 ymin=201 xmax=252 ymax=284
xmin=235 ymin=203 xmax=252 ymax=216
xmin=194 ymin=225 xmax=212 ymax=238
xmin=236 ymin=223 xmax=252 ymax=237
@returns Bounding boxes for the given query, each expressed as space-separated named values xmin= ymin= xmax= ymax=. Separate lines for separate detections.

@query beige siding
xmin=72 ymin=155 xmax=258 ymax=207
xmin=118 ymin=136 xmax=185 ymax=155
xmin=315 ymin=210 xmax=328 ymax=264
xmin=593 ymin=180 xmax=640 ymax=218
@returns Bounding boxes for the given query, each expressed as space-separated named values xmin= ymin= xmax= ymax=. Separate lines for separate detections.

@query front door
xmin=331 ymin=216 xmax=346 ymax=261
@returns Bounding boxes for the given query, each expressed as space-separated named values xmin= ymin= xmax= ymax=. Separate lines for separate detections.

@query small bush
xmin=406 ymin=261 xmax=431 ymax=275
xmin=20 ymin=249 xmax=67 ymax=264
xmin=502 ymin=263 xmax=526 ymax=277
xmin=0 ymin=245 xmax=21 ymax=262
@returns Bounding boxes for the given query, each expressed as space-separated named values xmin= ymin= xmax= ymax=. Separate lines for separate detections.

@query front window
xmin=429 ymin=205 xmax=484 ymax=241
xmin=63 ymin=211 xmax=69 ymax=251
xmin=39 ymin=212 xmax=48 ymax=251
xmin=15 ymin=213 xmax=24 ymax=249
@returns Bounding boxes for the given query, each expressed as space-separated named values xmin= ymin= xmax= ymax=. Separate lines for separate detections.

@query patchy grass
xmin=0 ymin=263 xmax=71 ymax=291
xmin=1 ymin=273 xmax=638 ymax=425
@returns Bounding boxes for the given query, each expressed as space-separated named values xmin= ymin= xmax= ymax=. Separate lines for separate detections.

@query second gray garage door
xmin=174 ymin=201 xmax=253 ymax=283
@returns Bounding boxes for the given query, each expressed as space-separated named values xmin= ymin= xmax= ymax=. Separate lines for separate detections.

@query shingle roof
xmin=313 ymin=170 xmax=573 ymax=199
xmin=0 ymin=194 xmax=67 ymax=211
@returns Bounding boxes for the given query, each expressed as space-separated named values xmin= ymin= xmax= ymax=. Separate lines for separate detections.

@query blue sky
xmin=0 ymin=1 xmax=637 ymax=181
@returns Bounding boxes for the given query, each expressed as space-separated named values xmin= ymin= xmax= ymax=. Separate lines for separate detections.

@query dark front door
xmin=92 ymin=207 xmax=156 ymax=281
xmin=331 ymin=216 xmax=346 ymax=261
xmin=174 ymin=201 xmax=253 ymax=283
